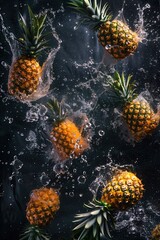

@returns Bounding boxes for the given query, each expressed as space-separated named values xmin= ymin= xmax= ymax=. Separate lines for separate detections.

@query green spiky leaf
xmin=73 ymin=199 xmax=115 ymax=240
xmin=103 ymin=71 xmax=137 ymax=106
xmin=20 ymin=225 xmax=50 ymax=240
xmin=68 ymin=0 xmax=112 ymax=30
xmin=18 ymin=5 xmax=48 ymax=57
xmin=46 ymin=97 xmax=67 ymax=125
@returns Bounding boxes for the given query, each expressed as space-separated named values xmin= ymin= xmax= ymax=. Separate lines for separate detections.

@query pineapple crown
xmin=104 ymin=71 xmax=137 ymax=106
xmin=68 ymin=0 xmax=112 ymax=30
xmin=47 ymin=97 xmax=67 ymax=124
xmin=18 ymin=5 xmax=48 ymax=58
xmin=73 ymin=199 xmax=115 ymax=240
xmin=20 ymin=225 xmax=50 ymax=240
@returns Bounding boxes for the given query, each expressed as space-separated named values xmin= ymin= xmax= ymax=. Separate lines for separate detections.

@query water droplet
xmin=2 ymin=97 xmax=8 ymax=103
xmin=77 ymin=175 xmax=86 ymax=184
xmin=105 ymin=44 xmax=112 ymax=50
xmin=1 ymin=61 xmax=9 ymax=69
xmin=53 ymin=163 xmax=68 ymax=175
xmin=69 ymin=192 xmax=74 ymax=197
xmin=95 ymin=167 xmax=101 ymax=172
xmin=10 ymin=156 xmax=23 ymax=171
xmin=18 ymin=178 xmax=23 ymax=184
xmin=26 ymin=106 xmax=39 ymax=122
xmin=145 ymin=3 xmax=150 ymax=9
xmin=98 ymin=130 xmax=105 ymax=137
xmin=40 ymin=172 xmax=51 ymax=186
xmin=25 ymin=131 xmax=36 ymax=142
xmin=39 ymin=105 xmax=47 ymax=116
xmin=80 ymin=155 xmax=87 ymax=163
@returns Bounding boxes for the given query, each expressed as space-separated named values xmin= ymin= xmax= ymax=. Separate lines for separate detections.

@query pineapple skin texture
xmin=101 ymin=171 xmax=144 ymax=210
xmin=123 ymin=100 xmax=159 ymax=141
xmin=98 ymin=20 xmax=139 ymax=59
xmin=51 ymin=119 xmax=89 ymax=161
xmin=151 ymin=224 xmax=160 ymax=240
xmin=26 ymin=187 xmax=60 ymax=226
xmin=8 ymin=57 xmax=41 ymax=99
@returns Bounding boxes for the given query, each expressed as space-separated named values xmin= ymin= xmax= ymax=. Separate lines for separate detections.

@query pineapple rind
xmin=101 ymin=171 xmax=144 ymax=210
xmin=151 ymin=224 xmax=160 ymax=240
xmin=123 ymin=99 xmax=159 ymax=141
xmin=98 ymin=20 xmax=139 ymax=59
xmin=8 ymin=57 xmax=41 ymax=98
xmin=51 ymin=119 xmax=88 ymax=161
xmin=26 ymin=187 xmax=60 ymax=227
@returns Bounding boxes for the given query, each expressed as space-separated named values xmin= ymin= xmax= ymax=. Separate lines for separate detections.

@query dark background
xmin=0 ymin=0 xmax=160 ymax=239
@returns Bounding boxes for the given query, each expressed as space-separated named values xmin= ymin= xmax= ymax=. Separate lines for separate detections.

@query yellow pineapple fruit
xmin=151 ymin=224 xmax=160 ymax=240
xmin=47 ymin=98 xmax=89 ymax=161
xmin=20 ymin=187 xmax=60 ymax=240
xmin=101 ymin=171 xmax=144 ymax=210
xmin=73 ymin=170 xmax=144 ymax=240
xmin=68 ymin=0 xmax=140 ymax=60
xmin=8 ymin=6 xmax=48 ymax=100
xmin=123 ymin=99 xmax=159 ymax=141
xmin=105 ymin=71 xmax=160 ymax=142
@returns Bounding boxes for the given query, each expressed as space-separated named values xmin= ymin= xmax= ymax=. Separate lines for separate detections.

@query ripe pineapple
xmin=105 ymin=71 xmax=160 ymax=141
xmin=73 ymin=170 xmax=144 ymax=240
xmin=47 ymin=98 xmax=89 ymax=161
xmin=20 ymin=187 xmax=60 ymax=240
xmin=68 ymin=0 xmax=140 ymax=59
xmin=8 ymin=6 xmax=48 ymax=100
xmin=151 ymin=224 xmax=160 ymax=240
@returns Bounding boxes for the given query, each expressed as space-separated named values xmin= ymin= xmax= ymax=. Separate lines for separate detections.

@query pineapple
xmin=20 ymin=187 xmax=60 ymax=240
xmin=8 ymin=6 xmax=48 ymax=100
xmin=151 ymin=224 xmax=160 ymax=240
xmin=104 ymin=71 xmax=160 ymax=142
xmin=73 ymin=170 xmax=144 ymax=240
xmin=68 ymin=0 xmax=140 ymax=59
xmin=47 ymin=98 xmax=89 ymax=161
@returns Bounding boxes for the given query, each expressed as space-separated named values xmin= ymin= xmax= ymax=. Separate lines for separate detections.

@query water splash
xmin=0 ymin=7 xmax=62 ymax=102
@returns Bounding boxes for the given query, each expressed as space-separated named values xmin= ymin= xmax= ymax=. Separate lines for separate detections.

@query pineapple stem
xmin=73 ymin=199 xmax=115 ymax=240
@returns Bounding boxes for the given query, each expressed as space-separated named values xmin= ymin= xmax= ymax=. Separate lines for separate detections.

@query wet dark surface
xmin=0 ymin=0 xmax=160 ymax=240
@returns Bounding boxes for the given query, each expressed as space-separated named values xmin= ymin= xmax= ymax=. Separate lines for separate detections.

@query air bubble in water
xmin=98 ymin=130 xmax=105 ymax=136
xmin=25 ymin=131 xmax=36 ymax=142
xmin=1 ymin=61 xmax=9 ymax=69
xmin=26 ymin=106 xmax=39 ymax=122
xmin=77 ymin=175 xmax=86 ymax=184
xmin=145 ymin=3 xmax=150 ymax=9
xmin=53 ymin=163 xmax=68 ymax=175
xmin=10 ymin=156 xmax=23 ymax=171
xmin=18 ymin=178 xmax=23 ymax=184
xmin=39 ymin=105 xmax=47 ymax=116
xmin=2 ymin=97 xmax=8 ymax=103
xmin=40 ymin=172 xmax=51 ymax=186
xmin=69 ymin=192 xmax=74 ymax=197
xmin=80 ymin=154 xmax=87 ymax=163
xmin=105 ymin=44 xmax=112 ymax=50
